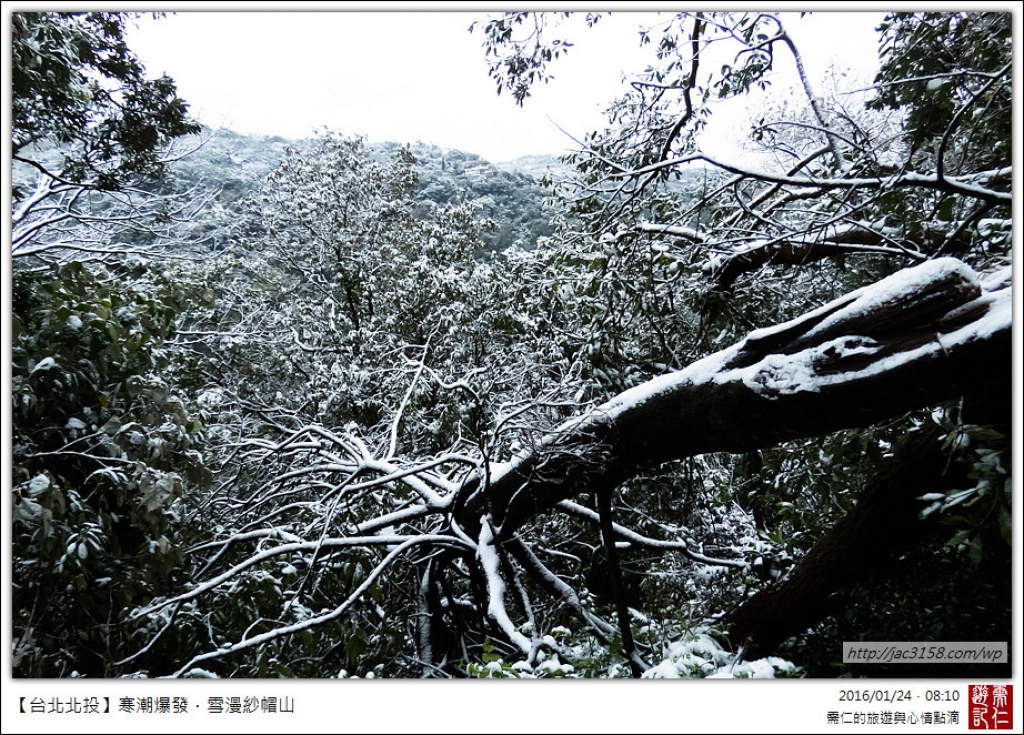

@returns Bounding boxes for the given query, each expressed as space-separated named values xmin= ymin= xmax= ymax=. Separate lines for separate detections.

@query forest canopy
xmin=9 ymin=11 xmax=1013 ymax=680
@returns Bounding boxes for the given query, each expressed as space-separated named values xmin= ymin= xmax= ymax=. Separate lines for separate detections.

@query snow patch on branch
xmin=802 ymin=257 xmax=979 ymax=344
xmin=728 ymin=282 xmax=1010 ymax=398
xmin=723 ymin=335 xmax=882 ymax=399
xmin=731 ymin=351 xmax=817 ymax=399
xmin=477 ymin=520 xmax=532 ymax=655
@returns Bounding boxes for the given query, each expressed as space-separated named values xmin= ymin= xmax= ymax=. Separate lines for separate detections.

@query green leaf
xmin=937 ymin=198 xmax=954 ymax=222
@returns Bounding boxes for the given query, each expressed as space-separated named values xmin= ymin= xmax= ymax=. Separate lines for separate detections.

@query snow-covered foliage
xmin=11 ymin=11 xmax=1011 ymax=680
xmin=644 ymin=629 xmax=802 ymax=679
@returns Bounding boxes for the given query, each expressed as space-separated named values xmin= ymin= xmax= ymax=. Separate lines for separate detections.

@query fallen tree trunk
xmin=457 ymin=258 xmax=1012 ymax=538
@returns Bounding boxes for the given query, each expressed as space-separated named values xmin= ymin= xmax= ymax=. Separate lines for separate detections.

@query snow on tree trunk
xmin=458 ymin=258 xmax=1011 ymax=537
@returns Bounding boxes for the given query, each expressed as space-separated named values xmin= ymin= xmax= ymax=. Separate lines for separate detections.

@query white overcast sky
xmin=122 ymin=7 xmax=890 ymax=163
